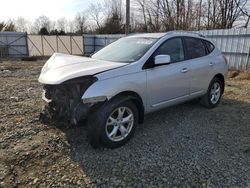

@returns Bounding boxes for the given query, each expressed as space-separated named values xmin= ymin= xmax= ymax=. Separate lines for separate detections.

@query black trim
xmin=182 ymin=36 xmax=188 ymax=60
xmin=202 ymin=39 xmax=215 ymax=54
xmin=202 ymin=40 xmax=210 ymax=54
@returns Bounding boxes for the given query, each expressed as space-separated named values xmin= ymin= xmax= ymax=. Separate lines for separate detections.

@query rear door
xmin=145 ymin=37 xmax=191 ymax=109
xmin=183 ymin=37 xmax=215 ymax=95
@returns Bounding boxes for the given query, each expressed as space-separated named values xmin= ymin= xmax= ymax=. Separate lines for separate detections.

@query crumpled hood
xmin=38 ymin=53 xmax=128 ymax=84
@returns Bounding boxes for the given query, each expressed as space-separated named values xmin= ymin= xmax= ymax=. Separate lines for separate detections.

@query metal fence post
xmin=93 ymin=36 xmax=96 ymax=54
xmin=246 ymin=46 xmax=250 ymax=70
xmin=25 ymin=32 xmax=29 ymax=57
xmin=82 ymin=35 xmax=84 ymax=55
xmin=70 ymin=36 xmax=73 ymax=55
xmin=56 ymin=35 xmax=59 ymax=52
xmin=41 ymin=35 xmax=44 ymax=56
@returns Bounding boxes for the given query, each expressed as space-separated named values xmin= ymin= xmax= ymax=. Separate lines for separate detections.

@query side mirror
xmin=154 ymin=55 xmax=171 ymax=65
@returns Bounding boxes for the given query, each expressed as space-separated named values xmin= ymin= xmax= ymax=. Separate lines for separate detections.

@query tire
xmin=87 ymin=97 xmax=138 ymax=148
xmin=200 ymin=77 xmax=223 ymax=108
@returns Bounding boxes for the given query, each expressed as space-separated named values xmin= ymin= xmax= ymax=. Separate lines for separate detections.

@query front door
xmin=145 ymin=37 xmax=190 ymax=109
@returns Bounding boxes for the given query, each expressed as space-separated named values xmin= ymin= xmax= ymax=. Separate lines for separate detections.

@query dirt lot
xmin=0 ymin=60 xmax=249 ymax=188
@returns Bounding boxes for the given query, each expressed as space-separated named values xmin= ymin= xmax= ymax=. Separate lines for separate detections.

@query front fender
xmin=82 ymin=72 xmax=147 ymax=104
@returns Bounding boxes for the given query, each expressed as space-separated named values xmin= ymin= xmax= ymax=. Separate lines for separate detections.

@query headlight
xmin=62 ymin=76 xmax=98 ymax=94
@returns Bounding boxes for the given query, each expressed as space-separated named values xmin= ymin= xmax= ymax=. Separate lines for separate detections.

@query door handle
xmin=180 ymin=68 xmax=188 ymax=73
xmin=209 ymin=62 xmax=214 ymax=66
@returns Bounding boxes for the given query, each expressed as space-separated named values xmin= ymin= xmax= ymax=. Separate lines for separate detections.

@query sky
xmin=0 ymin=0 xmax=101 ymax=21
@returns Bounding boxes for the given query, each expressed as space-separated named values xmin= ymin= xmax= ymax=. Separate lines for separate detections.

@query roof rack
xmin=168 ymin=30 xmax=206 ymax=38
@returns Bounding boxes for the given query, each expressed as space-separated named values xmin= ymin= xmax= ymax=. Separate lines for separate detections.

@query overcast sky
xmin=0 ymin=0 xmax=102 ymax=21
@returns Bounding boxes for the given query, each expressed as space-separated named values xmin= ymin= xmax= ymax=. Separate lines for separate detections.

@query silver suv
xmin=39 ymin=32 xmax=228 ymax=148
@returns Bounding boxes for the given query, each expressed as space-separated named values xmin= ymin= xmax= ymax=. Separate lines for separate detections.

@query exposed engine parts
xmin=41 ymin=76 xmax=100 ymax=125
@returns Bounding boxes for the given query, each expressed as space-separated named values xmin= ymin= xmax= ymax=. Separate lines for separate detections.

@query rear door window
xmin=184 ymin=37 xmax=206 ymax=59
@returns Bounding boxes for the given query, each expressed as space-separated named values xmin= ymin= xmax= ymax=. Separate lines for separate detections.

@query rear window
xmin=184 ymin=37 xmax=206 ymax=59
xmin=203 ymin=40 xmax=215 ymax=53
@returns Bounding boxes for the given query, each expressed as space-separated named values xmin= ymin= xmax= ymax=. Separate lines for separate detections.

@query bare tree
xmin=33 ymin=15 xmax=51 ymax=34
xmin=135 ymin=0 xmax=148 ymax=31
xmin=57 ymin=18 xmax=67 ymax=32
xmin=14 ymin=17 xmax=28 ymax=32
xmin=4 ymin=22 xmax=16 ymax=31
xmin=67 ymin=19 xmax=75 ymax=33
xmin=0 ymin=22 xmax=6 ymax=31
xmin=88 ymin=3 xmax=103 ymax=30
xmin=74 ymin=12 xmax=87 ymax=34
xmin=131 ymin=0 xmax=247 ymax=32
xmin=50 ymin=21 xmax=56 ymax=32
xmin=234 ymin=0 xmax=250 ymax=27
xmin=1 ymin=0 xmax=248 ymax=34
xmin=204 ymin=0 xmax=244 ymax=29
xmin=96 ymin=0 xmax=124 ymax=34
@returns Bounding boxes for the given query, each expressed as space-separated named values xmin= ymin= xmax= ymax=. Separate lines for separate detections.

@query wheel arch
xmin=112 ymin=91 xmax=145 ymax=124
xmin=213 ymin=73 xmax=225 ymax=94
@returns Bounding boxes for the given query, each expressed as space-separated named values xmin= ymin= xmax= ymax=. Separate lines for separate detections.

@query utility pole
xmin=125 ymin=0 xmax=130 ymax=35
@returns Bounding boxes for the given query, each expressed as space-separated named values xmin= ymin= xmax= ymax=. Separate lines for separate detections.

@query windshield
xmin=92 ymin=37 xmax=157 ymax=63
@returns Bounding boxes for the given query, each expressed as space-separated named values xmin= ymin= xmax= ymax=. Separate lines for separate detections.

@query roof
xmin=126 ymin=33 xmax=167 ymax=39
xmin=126 ymin=31 xmax=206 ymax=39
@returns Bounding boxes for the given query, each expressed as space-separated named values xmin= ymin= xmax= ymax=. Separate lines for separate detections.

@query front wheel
xmin=87 ymin=98 xmax=138 ymax=148
xmin=200 ymin=78 xmax=223 ymax=108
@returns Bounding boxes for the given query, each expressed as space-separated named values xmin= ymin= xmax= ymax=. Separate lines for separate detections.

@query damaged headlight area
xmin=41 ymin=76 xmax=99 ymax=125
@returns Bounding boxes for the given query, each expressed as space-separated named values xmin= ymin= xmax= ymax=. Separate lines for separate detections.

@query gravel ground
xmin=0 ymin=60 xmax=249 ymax=188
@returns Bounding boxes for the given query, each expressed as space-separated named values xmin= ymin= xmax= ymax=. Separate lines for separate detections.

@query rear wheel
xmin=87 ymin=98 xmax=138 ymax=148
xmin=200 ymin=78 xmax=223 ymax=108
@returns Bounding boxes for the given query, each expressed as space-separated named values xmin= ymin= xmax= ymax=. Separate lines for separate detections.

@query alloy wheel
xmin=210 ymin=82 xmax=221 ymax=104
xmin=105 ymin=107 xmax=134 ymax=142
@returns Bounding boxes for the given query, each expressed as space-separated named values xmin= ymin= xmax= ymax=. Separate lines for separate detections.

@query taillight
xmin=223 ymin=55 xmax=228 ymax=65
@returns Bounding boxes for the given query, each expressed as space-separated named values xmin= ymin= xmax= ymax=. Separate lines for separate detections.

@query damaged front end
xmin=41 ymin=76 xmax=100 ymax=125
